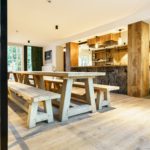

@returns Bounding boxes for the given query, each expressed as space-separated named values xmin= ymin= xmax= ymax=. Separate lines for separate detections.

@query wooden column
xmin=65 ymin=42 xmax=79 ymax=71
xmin=128 ymin=21 xmax=149 ymax=97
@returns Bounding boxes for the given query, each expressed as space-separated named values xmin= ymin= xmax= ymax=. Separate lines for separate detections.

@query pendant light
xmin=95 ymin=43 xmax=99 ymax=49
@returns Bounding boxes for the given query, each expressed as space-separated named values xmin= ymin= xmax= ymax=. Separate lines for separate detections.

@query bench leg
xmin=96 ymin=90 xmax=111 ymax=110
xmin=96 ymin=91 xmax=104 ymax=110
xmin=106 ymin=90 xmax=111 ymax=107
xmin=43 ymin=100 xmax=54 ymax=123
xmin=27 ymin=102 xmax=38 ymax=128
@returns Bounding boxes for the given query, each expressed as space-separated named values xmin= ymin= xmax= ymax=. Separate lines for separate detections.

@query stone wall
xmin=71 ymin=66 xmax=127 ymax=94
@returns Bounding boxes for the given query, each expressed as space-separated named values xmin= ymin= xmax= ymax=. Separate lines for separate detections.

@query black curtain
xmin=24 ymin=46 xmax=27 ymax=71
xmin=31 ymin=46 xmax=43 ymax=71
xmin=24 ymin=46 xmax=43 ymax=71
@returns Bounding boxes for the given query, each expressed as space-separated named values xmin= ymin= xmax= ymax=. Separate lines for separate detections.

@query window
xmin=27 ymin=46 xmax=32 ymax=71
xmin=79 ymin=48 xmax=92 ymax=66
xmin=7 ymin=45 xmax=23 ymax=71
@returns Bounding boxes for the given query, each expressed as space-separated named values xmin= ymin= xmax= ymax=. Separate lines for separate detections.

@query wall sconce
xmin=95 ymin=36 xmax=99 ymax=49
xmin=95 ymin=43 xmax=99 ymax=49
xmin=118 ymin=29 xmax=123 ymax=45
xmin=63 ymin=47 xmax=66 ymax=52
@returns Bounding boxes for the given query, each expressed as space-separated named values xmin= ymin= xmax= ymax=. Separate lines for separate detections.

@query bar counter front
xmin=71 ymin=65 xmax=127 ymax=94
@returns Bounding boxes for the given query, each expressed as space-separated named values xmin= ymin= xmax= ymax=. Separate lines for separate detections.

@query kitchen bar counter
xmin=72 ymin=65 xmax=127 ymax=68
xmin=71 ymin=65 xmax=127 ymax=94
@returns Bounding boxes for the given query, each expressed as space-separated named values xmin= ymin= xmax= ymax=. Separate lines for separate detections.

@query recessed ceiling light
xmin=55 ymin=25 xmax=59 ymax=30
xmin=118 ymin=29 xmax=122 ymax=32
xmin=47 ymin=0 xmax=51 ymax=3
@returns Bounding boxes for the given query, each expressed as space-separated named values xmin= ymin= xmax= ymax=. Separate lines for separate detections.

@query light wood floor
xmin=8 ymin=93 xmax=150 ymax=150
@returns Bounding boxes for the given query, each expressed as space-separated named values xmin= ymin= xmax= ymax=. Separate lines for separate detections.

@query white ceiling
xmin=8 ymin=0 xmax=150 ymax=47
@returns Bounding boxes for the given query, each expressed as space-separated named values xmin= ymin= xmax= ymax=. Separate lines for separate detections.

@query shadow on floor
xmin=8 ymin=99 xmax=115 ymax=150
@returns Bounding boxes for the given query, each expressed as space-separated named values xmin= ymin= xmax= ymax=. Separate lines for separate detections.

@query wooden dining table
xmin=9 ymin=71 xmax=106 ymax=121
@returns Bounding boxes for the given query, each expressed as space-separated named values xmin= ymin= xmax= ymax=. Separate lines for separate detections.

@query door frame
xmin=0 ymin=0 xmax=8 ymax=149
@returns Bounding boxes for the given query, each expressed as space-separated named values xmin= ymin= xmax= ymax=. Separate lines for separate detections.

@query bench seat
xmin=8 ymin=81 xmax=60 ymax=128
xmin=44 ymin=78 xmax=119 ymax=110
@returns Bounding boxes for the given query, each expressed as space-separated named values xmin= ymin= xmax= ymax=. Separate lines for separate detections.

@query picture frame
xmin=45 ymin=50 xmax=52 ymax=61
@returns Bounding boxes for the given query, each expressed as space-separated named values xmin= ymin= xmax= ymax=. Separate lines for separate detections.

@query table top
xmin=10 ymin=71 xmax=106 ymax=78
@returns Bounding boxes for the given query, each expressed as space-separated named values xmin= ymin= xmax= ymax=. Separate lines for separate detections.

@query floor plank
xmin=8 ymin=93 xmax=150 ymax=150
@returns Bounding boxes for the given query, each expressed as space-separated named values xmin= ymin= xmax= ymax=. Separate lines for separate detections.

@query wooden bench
xmin=44 ymin=78 xmax=119 ymax=110
xmin=92 ymin=84 xmax=119 ymax=110
xmin=8 ymin=81 xmax=60 ymax=128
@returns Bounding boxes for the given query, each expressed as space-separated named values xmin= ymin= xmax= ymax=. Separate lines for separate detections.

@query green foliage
xmin=7 ymin=46 xmax=22 ymax=71
xmin=27 ymin=46 xmax=32 ymax=71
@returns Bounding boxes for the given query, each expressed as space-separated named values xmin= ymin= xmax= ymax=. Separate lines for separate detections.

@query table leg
xmin=85 ymin=78 xmax=96 ymax=113
xmin=17 ymin=74 xmax=24 ymax=83
xmin=39 ymin=76 xmax=45 ymax=89
xmin=13 ymin=73 xmax=18 ymax=82
xmin=23 ymin=74 xmax=30 ymax=85
xmin=33 ymin=75 xmax=39 ymax=88
xmin=33 ymin=75 xmax=45 ymax=89
xmin=59 ymin=79 xmax=73 ymax=121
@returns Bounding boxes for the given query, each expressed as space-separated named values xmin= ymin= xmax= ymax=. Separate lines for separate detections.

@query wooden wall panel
xmin=88 ymin=33 xmax=121 ymax=47
xmin=70 ymin=43 xmax=79 ymax=67
xmin=112 ymin=49 xmax=128 ymax=65
xmin=128 ymin=21 xmax=149 ymax=97
xmin=87 ymin=38 xmax=96 ymax=47
xmin=56 ymin=46 xmax=64 ymax=71
xmin=65 ymin=42 xmax=79 ymax=71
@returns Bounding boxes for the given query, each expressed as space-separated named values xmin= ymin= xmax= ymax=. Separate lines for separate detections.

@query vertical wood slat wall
xmin=128 ymin=21 xmax=149 ymax=97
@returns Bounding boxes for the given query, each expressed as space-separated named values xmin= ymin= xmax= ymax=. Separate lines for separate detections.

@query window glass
xmin=27 ymin=46 xmax=32 ymax=71
xmin=7 ymin=45 xmax=23 ymax=71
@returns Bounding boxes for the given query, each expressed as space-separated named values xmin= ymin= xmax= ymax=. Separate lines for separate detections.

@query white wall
xmin=43 ymin=44 xmax=64 ymax=71
xmin=121 ymin=31 xmax=128 ymax=45
xmin=42 ymin=45 xmax=56 ymax=71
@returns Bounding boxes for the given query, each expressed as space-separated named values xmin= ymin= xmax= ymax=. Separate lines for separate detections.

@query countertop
xmin=71 ymin=65 xmax=127 ymax=68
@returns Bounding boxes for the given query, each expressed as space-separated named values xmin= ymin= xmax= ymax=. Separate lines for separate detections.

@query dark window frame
xmin=0 ymin=0 xmax=8 ymax=149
